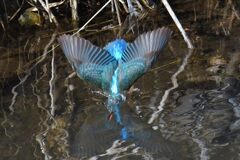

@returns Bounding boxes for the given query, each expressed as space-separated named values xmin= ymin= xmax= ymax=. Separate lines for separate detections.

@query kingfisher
xmin=58 ymin=27 xmax=172 ymax=120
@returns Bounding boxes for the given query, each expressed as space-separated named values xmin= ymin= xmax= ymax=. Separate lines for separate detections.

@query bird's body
xmin=58 ymin=27 xmax=172 ymax=114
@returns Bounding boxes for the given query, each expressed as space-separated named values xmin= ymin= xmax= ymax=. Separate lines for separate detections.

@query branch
xmin=161 ymin=0 xmax=194 ymax=49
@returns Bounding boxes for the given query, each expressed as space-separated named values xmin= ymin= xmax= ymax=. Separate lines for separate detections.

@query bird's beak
xmin=107 ymin=111 xmax=114 ymax=121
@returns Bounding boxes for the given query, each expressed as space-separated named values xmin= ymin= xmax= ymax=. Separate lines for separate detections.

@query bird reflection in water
xmin=58 ymin=27 xmax=184 ymax=158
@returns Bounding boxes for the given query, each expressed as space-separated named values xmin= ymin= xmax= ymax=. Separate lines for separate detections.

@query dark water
xmin=1 ymin=2 xmax=240 ymax=160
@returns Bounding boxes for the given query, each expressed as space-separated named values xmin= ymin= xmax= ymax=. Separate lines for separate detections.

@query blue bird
xmin=58 ymin=27 xmax=172 ymax=114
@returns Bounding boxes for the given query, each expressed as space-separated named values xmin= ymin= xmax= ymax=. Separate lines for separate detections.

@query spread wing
xmin=118 ymin=27 xmax=172 ymax=90
xmin=58 ymin=35 xmax=117 ymax=91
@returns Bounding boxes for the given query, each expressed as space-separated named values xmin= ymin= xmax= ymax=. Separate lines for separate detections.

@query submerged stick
xmin=161 ymin=0 xmax=194 ymax=49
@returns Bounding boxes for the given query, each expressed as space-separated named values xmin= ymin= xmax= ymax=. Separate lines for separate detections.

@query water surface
xmin=1 ymin=3 xmax=240 ymax=160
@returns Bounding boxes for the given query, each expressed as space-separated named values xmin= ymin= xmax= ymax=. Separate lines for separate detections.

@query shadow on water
xmin=1 ymin=1 xmax=240 ymax=159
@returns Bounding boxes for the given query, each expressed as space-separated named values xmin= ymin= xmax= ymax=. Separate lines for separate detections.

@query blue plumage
xmin=104 ymin=39 xmax=128 ymax=60
xmin=58 ymin=27 xmax=172 ymax=115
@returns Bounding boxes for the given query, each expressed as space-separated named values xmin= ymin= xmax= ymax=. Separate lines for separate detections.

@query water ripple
xmin=148 ymin=49 xmax=193 ymax=124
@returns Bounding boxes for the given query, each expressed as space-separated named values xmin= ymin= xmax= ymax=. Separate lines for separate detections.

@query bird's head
xmin=106 ymin=94 xmax=126 ymax=123
xmin=104 ymin=39 xmax=127 ymax=60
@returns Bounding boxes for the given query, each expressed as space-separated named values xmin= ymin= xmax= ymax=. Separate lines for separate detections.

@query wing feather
xmin=58 ymin=35 xmax=117 ymax=90
xmin=122 ymin=27 xmax=172 ymax=64
xmin=119 ymin=27 xmax=172 ymax=90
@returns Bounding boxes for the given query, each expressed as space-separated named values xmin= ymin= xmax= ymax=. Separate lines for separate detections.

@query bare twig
xmin=9 ymin=0 xmax=25 ymax=21
xmin=37 ymin=0 xmax=59 ymax=26
xmin=231 ymin=3 xmax=240 ymax=20
xmin=111 ymin=0 xmax=115 ymax=12
xmin=135 ymin=0 xmax=144 ymax=11
xmin=161 ymin=0 xmax=194 ymax=49
xmin=0 ymin=20 xmax=5 ymax=31
xmin=114 ymin=0 xmax=122 ymax=25
xmin=119 ymin=0 xmax=129 ymax=13
xmin=150 ymin=59 xmax=180 ymax=72
xmin=45 ymin=0 xmax=51 ymax=21
xmin=140 ymin=0 xmax=155 ymax=9
xmin=74 ymin=0 xmax=112 ymax=35
xmin=70 ymin=0 xmax=79 ymax=23
xmin=3 ymin=0 xmax=8 ymax=23
xmin=220 ymin=22 xmax=230 ymax=36
xmin=26 ymin=1 xmax=65 ymax=12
